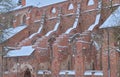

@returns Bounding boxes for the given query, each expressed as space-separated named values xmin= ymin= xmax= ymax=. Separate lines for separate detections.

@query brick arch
xmin=20 ymin=63 xmax=34 ymax=73
xmin=21 ymin=13 xmax=27 ymax=25
xmin=24 ymin=68 xmax=31 ymax=77
xmin=50 ymin=7 xmax=57 ymax=14
xmin=65 ymin=2 xmax=76 ymax=14
xmin=68 ymin=3 xmax=74 ymax=10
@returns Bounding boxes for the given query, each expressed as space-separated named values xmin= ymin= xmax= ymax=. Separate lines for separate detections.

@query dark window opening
xmin=22 ymin=15 xmax=26 ymax=25
xmin=24 ymin=68 xmax=31 ymax=77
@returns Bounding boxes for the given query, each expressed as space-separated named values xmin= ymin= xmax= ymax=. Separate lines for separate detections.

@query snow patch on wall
xmin=38 ymin=70 xmax=51 ymax=74
xmin=2 ymin=25 xmax=27 ymax=41
xmin=84 ymin=70 xmax=103 ymax=76
xmin=59 ymin=70 xmax=75 ymax=75
xmin=5 ymin=46 xmax=34 ymax=57
xmin=65 ymin=4 xmax=80 ymax=34
xmin=45 ymin=22 xmax=60 ymax=36
xmin=65 ymin=17 xmax=79 ymax=34
xmin=88 ymin=14 xmax=101 ymax=31
xmin=29 ymin=25 xmax=43 ymax=39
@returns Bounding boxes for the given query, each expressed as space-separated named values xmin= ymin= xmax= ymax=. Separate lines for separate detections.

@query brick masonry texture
xmin=0 ymin=0 xmax=120 ymax=77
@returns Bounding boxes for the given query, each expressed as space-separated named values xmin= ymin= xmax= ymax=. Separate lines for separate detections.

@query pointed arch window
xmin=24 ymin=68 xmax=31 ymax=77
xmin=87 ymin=0 xmax=95 ymax=6
xmin=22 ymin=15 xmax=26 ymax=25
xmin=68 ymin=3 xmax=74 ymax=10
xmin=51 ymin=8 xmax=56 ymax=14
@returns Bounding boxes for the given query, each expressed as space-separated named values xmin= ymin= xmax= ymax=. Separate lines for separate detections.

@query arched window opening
xmin=24 ymin=68 xmax=31 ymax=77
xmin=51 ymin=8 xmax=56 ymax=14
xmin=22 ymin=15 xmax=26 ymax=25
xmin=68 ymin=3 xmax=74 ymax=10
xmin=87 ymin=0 xmax=95 ymax=6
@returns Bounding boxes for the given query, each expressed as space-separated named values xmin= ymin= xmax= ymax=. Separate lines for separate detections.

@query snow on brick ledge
xmin=4 ymin=46 xmax=34 ymax=57
xmin=12 ymin=0 xmax=67 ymax=10
xmin=88 ymin=14 xmax=101 ymax=31
xmin=59 ymin=70 xmax=75 ymax=75
xmin=84 ymin=70 xmax=103 ymax=76
xmin=100 ymin=6 xmax=120 ymax=28
xmin=2 ymin=25 xmax=27 ymax=42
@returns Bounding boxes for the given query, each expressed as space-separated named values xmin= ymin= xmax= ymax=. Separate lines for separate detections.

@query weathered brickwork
xmin=0 ymin=0 xmax=120 ymax=77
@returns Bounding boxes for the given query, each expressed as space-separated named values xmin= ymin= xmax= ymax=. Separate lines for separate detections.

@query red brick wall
xmin=6 ymin=27 xmax=30 ymax=47
xmin=3 ymin=0 xmax=120 ymax=77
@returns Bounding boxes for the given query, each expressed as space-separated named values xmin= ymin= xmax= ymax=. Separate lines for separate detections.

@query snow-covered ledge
xmin=4 ymin=46 xmax=34 ymax=57
xmin=59 ymin=70 xmax=75 ymax=75
xmin=88 ymin=14 xmax=101 ymax=31
xmin=45 ymin=22 xmax=60 ymax=36
xmin=38 ymin=70 xmax=51 ymax=75
xmin=29 ymin=25 xmax=43 ymax=39
xmin=100 ymin=6 xmax=120 ymax=29
xmin=65 ymin=4 xmax=80 ymax=34
xmin=84 ymin=70 xmax=103 ymax=76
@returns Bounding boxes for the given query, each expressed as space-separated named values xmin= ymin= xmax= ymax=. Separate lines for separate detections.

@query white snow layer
xmin=93 ymin=41 xmax=101 ymax=50
xmin=84 ymin=70 xmax=103 ymax=76
xmin=100 ymin=6 xmax=120 ymax=28
xmin=38 ymin=70 xmax=51 ymax=74
xmin=13 ymin=0 xmax=66 ymax=8
xmin=88 ymin=0 xmax=95 ymax=6
xmin=38 ymin=70 xmax=75 ymax=75
xmin=5 ymin=46 xmax=34 ymax=57
xmin=65 ymin=18 xmax=79 ymax=34
xmin=3 ymin=25 xmax=27 ymax=41
xmin=45 ymin=22 xmax=60 ymax=36
xmin=29 ymin=25 xmax=43 ymax=39
xmin=59 ymin=70 xmax=75 ymax=75
xmin=88 ymin=14 xmax=101 ymax=31
xmin=65 ymin=4 xmax=80 ymax=34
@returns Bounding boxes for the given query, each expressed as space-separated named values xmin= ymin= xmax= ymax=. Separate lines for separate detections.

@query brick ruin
xmin=0 ymin=0 xmax=120 ymax=77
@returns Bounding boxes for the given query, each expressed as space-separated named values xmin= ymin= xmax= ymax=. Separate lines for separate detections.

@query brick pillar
xmin=26 ymin=12 xmax=31 ymax=26
xmin=75 ymin=41 xmax=85 ymax=77
xmin=26 ymin=17 xmax=30 ymax=26
xmin=65 ymin=72 xmax=68 ymax=77
xmin=51 ymin=58 xmax=60 ymax=77
xmin=13 ymin=20 xmax=17 ymax=28
xmin=102 ymin=50 xmax=108 ymax=77
xmin=13 ymin=15 xmax=17 ymax=28
xmin=110 ymin=51 xmax=117 ymax=77
xmin=52 ymin=43 xmax=60 ymax=77
xmin=92 ymin=72 xmax=95 ymax=77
